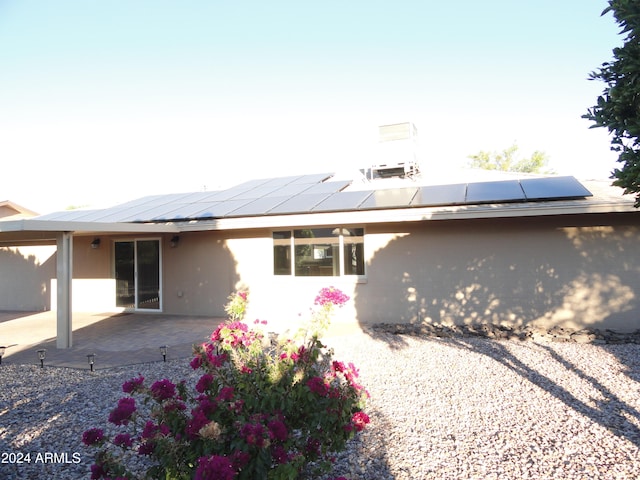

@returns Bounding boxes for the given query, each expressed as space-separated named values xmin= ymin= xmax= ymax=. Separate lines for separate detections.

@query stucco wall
xmin=355 ymin=215 xmax=640 ymax=332
xmin=0 ymin=246 xmax=55 ymax=311
xmin=162 ymin=231 xmax=238 ymax=316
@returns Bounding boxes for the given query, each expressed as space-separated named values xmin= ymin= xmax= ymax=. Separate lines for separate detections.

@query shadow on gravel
xmin=447 ymin=337 xmax=640 ymax=447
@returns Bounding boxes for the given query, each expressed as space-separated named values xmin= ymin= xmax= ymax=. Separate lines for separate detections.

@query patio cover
xmin=0 ymin=219 xmax=178 ymax=348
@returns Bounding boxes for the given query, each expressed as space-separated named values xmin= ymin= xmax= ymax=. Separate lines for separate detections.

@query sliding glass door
xmin=115 ymin=239 xmax=161 ymax=310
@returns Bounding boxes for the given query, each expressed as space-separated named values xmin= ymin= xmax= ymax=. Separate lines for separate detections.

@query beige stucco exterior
xmin=1 ymin=211 xmax=639 ymax=333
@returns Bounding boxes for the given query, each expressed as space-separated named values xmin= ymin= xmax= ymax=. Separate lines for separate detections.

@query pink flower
xmin=108 ymin=397 xmax=136 ymax=426
xmin=351 ymin=411 xmax=370 ymax=432
xmin=217 ymin=386 xmax=234 ymax=402
xmin=113 ymin=433 xmax=133 ymax=448
xmin=122 ymin=375 xmax=144 ymax=394
xmin=195 ymin=455 xmax=235 ymax=480
xmin=186 ymin=410 xmax=210 ymax=440
xmin=190 ymin=355 xmax=203 ymax=370
xmin=306 ymin=376 xmax=329 ymax=397
xmin=267 ymin=419 xmax=288 ymax=442
xmin=82 ymin=428 xmax=104 ymax=446
xmin=90 ymin=463 xmax=107 ymax=479
xmin=150 ymin=379 xmax=176 ymax=401
xmin=196 ymin=373 xmax=214 ymax=394
xmin=314 ymin=287 xmax=350 ymax=307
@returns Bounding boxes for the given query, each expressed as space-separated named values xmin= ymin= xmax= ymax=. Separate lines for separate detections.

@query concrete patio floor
xmin=0 ymin=311 xmax=225 ymax=369
xmin=0 ymin=310 xmax=364 ymax=370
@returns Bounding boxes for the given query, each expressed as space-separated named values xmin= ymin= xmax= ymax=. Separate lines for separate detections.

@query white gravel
xmin=2 ymin=332 xmax=640 ymax=479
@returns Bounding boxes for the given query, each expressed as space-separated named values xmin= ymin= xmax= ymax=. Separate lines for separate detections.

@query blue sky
xmin=0 ymin=1 xmax=624 ymax=213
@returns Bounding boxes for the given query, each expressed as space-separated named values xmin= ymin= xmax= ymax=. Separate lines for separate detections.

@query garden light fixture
xmin=159 ymin=345 xmax=168 ymax=362
xmin=37 ymin=349 xmax=46 ymax=368
xmin=87 ymin=353 xmax=96 ymax=372
xmin=0 ymin=346 xmax=5 ymax=365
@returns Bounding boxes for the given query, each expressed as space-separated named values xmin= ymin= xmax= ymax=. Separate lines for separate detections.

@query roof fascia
xmin=174 ymin=200 xmax=639 ymax=231
xmin=0 ymin=219 xmax=179 ymax=234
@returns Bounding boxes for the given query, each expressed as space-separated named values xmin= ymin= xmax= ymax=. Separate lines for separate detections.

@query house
xmin=0 ymin=200 xmax=38 ymax=220
xmin=0 ymin=171 xmax=639 ymax=348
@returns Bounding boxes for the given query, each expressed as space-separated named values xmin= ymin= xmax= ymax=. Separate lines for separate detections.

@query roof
xmin=0 ymin=173 xmax=637 ymax=240
xmin=0 ymin=200 xmax=39 ymax=220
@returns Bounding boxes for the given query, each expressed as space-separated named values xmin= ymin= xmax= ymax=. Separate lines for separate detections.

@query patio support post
xmin=56 ymin=231 xmax=73 ymax=348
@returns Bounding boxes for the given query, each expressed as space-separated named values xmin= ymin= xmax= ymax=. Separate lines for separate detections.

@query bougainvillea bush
xmin=83 ymin=288 xmax=369 ymax=480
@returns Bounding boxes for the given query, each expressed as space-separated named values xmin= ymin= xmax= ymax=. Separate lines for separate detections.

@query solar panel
xmin=263 ymin=183 xmax=313 ymax=197
xmin=303 ymin=180 xmax=352 ymax=194
xmin=224 ymin=196 xmax=290 ymax=217
xmin=231 ymin=184 xmax=284 ymax=200
xmin=520 ymin=176 xmax=592 ymax=200
xmin=311 ymin=191 xmax=373 ymax=212
xmin=289 ymin=173 xmax=334 ymax=184
xmin=267 ymin=193 xmax=334 ymax=214
xmin=259 ymin=175 xmax=306 ymax=187
xmin=465 ymin=180 xmax=526 ymax=204
xmin=412 ymin=184 xmax=467 ymax=207
xmin=358 ymin=187 xmax=418 ymax=209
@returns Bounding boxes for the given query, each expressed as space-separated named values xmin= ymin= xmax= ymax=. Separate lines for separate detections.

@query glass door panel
xmin=114 ymin=240 xmax=161 ymax=310
xmin=115 ymin=241 xmax=135 ymax=308
xmin=137 ymin=240 xmax=160 ymax=310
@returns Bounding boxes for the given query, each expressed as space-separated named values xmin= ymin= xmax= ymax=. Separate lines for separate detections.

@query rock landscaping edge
xmin=368 ymin=322 xmax=640 ymax=344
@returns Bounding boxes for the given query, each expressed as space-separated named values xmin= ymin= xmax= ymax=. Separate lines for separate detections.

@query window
xmin=273 ymin=228 xmax=364 ymax=277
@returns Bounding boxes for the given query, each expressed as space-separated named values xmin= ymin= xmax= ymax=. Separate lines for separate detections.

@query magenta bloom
xmin=186 ymin=408 xmax=210 ymax=439
xmin=195 ymin=455 xmax=235 ymax=480
xmin=108 ymin=397 xmax=136 ymax=426
xmin=113 ymin=433 xmax=133 ymax=448
xmin=190 ymin=355 xmax=203 ymax=370
xmin=150 ymin=379 xmax=176 ymax=401
xmin=271 ymin=445 xmax=288 ymax=464
xmin=90 ymin=462 xmax=107 ymax=479
xmin=314 ymin=287 xmax=350 ymax=307
xmin=122 ymin=375 xmax=144 ymax=394
xmin=217 ymin=386 xmax=234 ymax=402
xmin=196 ymin=373 xmax=214 ymax=394
xmin=267 ymin=419 xmax=288 ymax=442
xmin=351 ymin=411 xmax=370 ymax=432
xmin=306 ymin=376 xmax=329 ymax=397
xmin=82 ymin=428 xmax=104 ymax=446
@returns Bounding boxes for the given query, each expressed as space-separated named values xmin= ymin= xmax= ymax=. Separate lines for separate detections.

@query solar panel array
xmin=36 ymin=174 xmax=592 ymax=223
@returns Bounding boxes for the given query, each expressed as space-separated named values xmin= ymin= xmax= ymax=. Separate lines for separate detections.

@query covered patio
xmin=0 ymin=310 xmax=224 ymax=369
xmin=0 ymin=218 xmax=179 ymax=349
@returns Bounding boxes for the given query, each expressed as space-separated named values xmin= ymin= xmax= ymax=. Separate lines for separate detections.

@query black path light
xmin=159 ymin=345 xmax=169 ymax=362
xmin=37 ymin=349 xmax=46 ymax=368
xmin=87 ymin=353 xmax=96 ymax=372
xmin=0 ymin=346 xmax=5 ymax=365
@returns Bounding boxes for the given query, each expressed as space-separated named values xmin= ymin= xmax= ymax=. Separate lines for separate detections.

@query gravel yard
xmin=2 ymin=330 xmax=640 ymax=479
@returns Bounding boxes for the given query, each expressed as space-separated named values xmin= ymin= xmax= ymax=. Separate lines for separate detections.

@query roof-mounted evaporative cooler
xmin=371 ymin=122 xmax=420 ymax=179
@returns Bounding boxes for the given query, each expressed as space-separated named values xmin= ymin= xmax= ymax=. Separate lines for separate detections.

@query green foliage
xmin=584 ymin=0 xmax=640 ymax=207
xmin=83 ymin=288 xmax=369 ymax=480
xmin=467 ymin=144 xmax=551 ymax=174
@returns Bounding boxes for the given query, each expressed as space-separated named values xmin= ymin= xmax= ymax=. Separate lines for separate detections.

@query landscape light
xmin=87 ymin=353 xmax=96 ymax=372
xmin=0 ymin=346 xmax=5 ymax=365
xmin=37 ymin=349 xmax=46 ymax=368
xmin=159 ymin=345 xmax=168 ymax=362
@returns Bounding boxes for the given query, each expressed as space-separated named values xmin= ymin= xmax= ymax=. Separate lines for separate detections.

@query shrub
xmin=84 ymin=287 xmax=369 ymax=479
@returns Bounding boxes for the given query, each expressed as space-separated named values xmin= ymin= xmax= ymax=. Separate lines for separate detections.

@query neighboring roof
xmin=1 ymin=173 xmax=637 ymax=239
xmin=0 ymin=200 xmax=38 ymax=220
